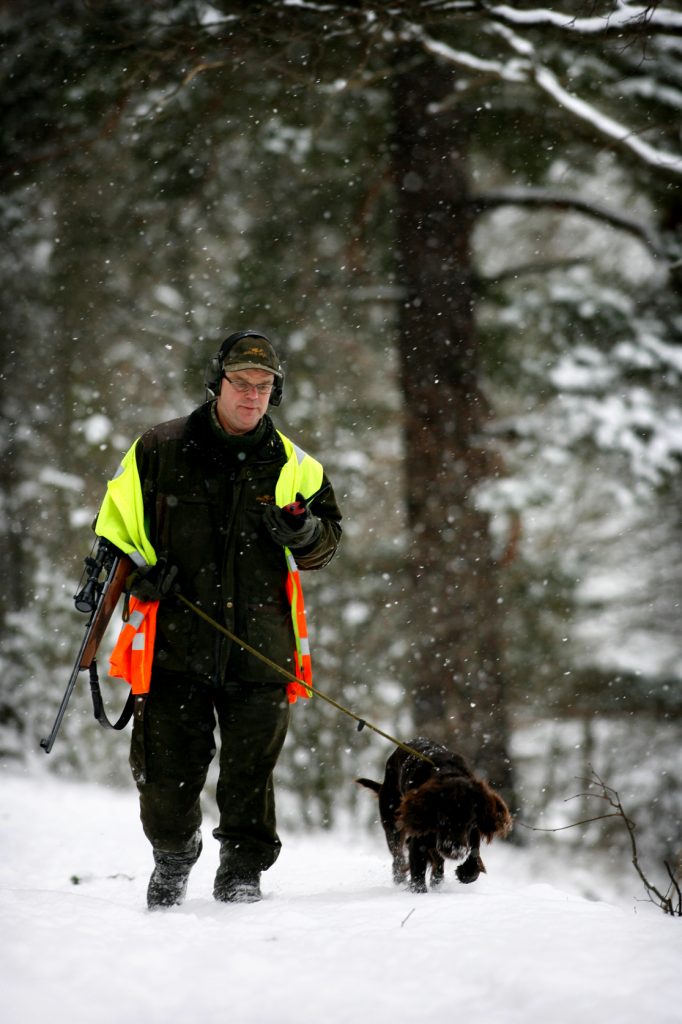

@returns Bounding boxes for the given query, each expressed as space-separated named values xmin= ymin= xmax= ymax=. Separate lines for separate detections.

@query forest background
xmin=2 ymin=1 xmax=682 ymax=882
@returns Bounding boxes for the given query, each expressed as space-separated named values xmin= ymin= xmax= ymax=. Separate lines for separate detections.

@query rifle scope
xmin=74 ymin=540 xmax=116 ymax=614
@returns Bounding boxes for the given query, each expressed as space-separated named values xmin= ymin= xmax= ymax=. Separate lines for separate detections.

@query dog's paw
xmin=456 ymin=854 xmax=486 ymax=884
xmin=408 ymin=878 xmax=428 ymax=894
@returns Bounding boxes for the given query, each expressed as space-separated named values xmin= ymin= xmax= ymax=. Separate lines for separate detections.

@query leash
xmin=176 ymin=593 xmax=435 ymax=766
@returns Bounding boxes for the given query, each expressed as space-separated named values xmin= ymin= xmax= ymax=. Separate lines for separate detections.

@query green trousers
xmin=131 ymin=670 xmax=290 ymax=873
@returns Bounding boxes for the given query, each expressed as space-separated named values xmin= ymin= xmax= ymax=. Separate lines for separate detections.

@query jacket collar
xmin=183 ymin=403 xmax=284 ymax=469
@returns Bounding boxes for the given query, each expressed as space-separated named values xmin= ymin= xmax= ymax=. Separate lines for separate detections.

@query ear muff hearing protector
xmin=205 ymin=329 xmax=284 ymax=406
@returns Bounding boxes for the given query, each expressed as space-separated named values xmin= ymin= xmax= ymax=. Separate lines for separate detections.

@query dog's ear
xmin=396 ymin=783 xmax=442 ymax=836
xmin=355 ymin=777 xmax=382 ymax=795
xmin=476 ymin=781 xmax=513 ymax=841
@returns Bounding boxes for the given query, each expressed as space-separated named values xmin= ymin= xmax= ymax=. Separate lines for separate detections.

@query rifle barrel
xmin=40 ymin=548 xmax=129 ymax=754
xmin=39 ymin=623 xmax=95 ymax=753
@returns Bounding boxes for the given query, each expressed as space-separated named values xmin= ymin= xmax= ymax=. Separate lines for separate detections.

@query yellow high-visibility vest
xmin=96 ymin=428 xmax=323 ymax=702
xmin=94 ymin=442 xmax=156 ymax=568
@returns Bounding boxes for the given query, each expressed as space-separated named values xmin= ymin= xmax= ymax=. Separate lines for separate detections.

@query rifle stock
xmin=80 ymin=557 xmax=132 ymax=668
xmin=40 ymin=543 xmax=133 ymax=754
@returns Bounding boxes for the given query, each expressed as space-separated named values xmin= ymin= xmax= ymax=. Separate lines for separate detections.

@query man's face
xmin=215 ymin=367 xmax=275 ymax=435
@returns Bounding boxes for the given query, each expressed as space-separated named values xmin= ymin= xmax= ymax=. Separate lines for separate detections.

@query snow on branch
xmin=404 ymin=14 xmax=682 ymax=180
xmin=486 ymin=2 xmax=682 ymax=34
xmin=415 ymin=31 xmax=527 ymax=82
xmin=404 ymin=9 xmax=682 ymax=179
xmin=533 ymin=62 xmax=682 ymax=177
xmin=490 ymin=19 xmax=682 ymax=178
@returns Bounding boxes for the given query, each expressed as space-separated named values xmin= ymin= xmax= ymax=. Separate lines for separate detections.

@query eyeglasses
xmin=223 ymin=374 xmax=274 ymax=396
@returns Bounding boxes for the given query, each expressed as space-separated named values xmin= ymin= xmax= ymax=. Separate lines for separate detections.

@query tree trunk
xmin=391 ymin=49 xmax=516 ymax=803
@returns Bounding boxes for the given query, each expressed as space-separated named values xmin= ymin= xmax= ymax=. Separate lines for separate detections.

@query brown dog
xmin=357 ymin=737 xmax=512 ymax=893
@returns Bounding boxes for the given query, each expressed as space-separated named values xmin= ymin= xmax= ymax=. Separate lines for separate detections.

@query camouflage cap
xmin=221 ymin=334 xmax=283 ymax=378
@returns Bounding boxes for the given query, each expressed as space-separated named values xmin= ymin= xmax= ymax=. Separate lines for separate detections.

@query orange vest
xmin=109 ymin=598 xmax=158 ymax=695
xmin=285 ymin=550 xmax=312 ymax=704
xmin=108 ymin=578 xmax=309 ymax=703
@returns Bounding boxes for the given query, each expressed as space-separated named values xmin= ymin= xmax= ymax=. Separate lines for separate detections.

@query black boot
xmin=213 ymin=847 xmax=262 ymax=904
xmin=147 ymin=831 xmax=202 ymax=910
xmin=214 ymin=872 xmax=262 ymax=904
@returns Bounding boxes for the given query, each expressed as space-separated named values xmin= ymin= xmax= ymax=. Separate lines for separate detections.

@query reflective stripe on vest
xmin=109 ymin=597 xmax=158 ymax=695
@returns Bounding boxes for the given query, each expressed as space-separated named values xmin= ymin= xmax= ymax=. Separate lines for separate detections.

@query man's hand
xmin=126 ymin=558 xmax=179 ymax=602
xmin=262 ymin=493 xmax=321 ymax=550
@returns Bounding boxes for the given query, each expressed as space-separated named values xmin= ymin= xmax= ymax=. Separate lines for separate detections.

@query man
xmin=95 ymin=330 xmax=342 ymax=908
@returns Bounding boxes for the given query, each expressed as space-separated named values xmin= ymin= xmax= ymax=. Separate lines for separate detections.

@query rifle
xmin=40 ymin=538 xmax=134 ymax=754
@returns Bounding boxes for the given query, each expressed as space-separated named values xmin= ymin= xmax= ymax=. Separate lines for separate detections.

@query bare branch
xmin=480 ymin=258 xmax=587 ymax=287
xmin=523 ymin=768 xmax=682 ymax=916
xmin=517 ymin=812 xmax=623 ymax=833
xmin=473 ymin=187 xmax=668 ymax=261
xmin=665 ymin=861 xmax=682 ymax=912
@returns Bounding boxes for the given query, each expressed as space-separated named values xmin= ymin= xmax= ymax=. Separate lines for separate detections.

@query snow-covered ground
xmin=2 ymin=769 xmax=681 ymax=1024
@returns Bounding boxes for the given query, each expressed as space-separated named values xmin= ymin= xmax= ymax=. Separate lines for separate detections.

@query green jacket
xmin=96 ymin=403 xmax=342 ymax=686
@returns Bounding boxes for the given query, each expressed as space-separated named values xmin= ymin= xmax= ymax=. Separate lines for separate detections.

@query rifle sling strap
xmin=88 ymin=660 xmax=136 ymax=731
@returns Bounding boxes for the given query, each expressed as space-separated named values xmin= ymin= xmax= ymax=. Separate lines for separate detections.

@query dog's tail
xmin=355 ymin=777 xmax=381 ymax=794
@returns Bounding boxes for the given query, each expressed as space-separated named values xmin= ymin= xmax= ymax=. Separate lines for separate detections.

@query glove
xmin=262 ymin=493 xmax=321 ymax=550
xmin=126 ymin=557 xmax=179 ymax=602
